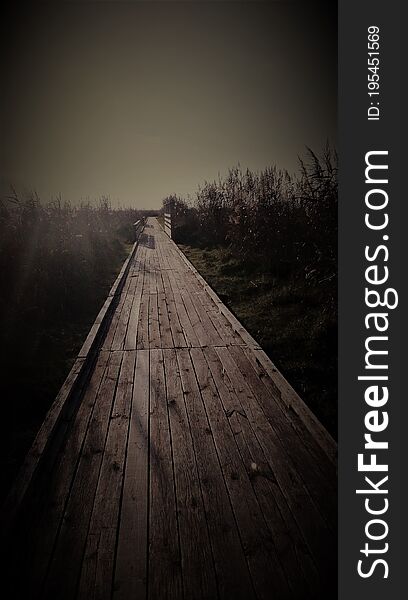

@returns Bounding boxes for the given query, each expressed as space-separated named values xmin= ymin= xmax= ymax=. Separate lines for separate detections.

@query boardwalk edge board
xmin=175 ymin=239 xmax=337 ymax=465
xmin=1 ymin=223 xmax=146 ymax=533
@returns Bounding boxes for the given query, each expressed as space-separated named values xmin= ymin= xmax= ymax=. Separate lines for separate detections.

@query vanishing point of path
xmin=2 ymin=218 xmax=337 ymax=599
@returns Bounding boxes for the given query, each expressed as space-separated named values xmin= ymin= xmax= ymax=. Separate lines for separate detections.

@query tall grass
xmin=164 ymin=146 xmax=337 ymax=282
xmin=0 ymin=194 xmax=141 ymax=328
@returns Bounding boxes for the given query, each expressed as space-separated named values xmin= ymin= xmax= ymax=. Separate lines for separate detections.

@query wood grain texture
xmin=148 ymin=348 xmax=183 ymax=600
xmin=114 ymin=349 xmax=150 ymax=600
xmin=3 ymin=217 xmax=336 ymax=600
xmin=163 ymin=348 xmax=218 ymax=600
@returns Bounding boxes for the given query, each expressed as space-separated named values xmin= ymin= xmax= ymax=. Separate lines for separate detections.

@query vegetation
xmin=0 ymin=194 xmax=144 ymax=499
xmin=163 ymin=147 xmax=337 ymax=436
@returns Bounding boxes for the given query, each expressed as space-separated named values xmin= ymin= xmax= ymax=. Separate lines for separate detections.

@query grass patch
xmin=180 ymin=244 xmax=337 ymax=438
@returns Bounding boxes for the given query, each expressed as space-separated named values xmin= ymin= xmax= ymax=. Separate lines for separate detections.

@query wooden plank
xmin=88 ymin=236 xmax=142 ymax=354
xmin=176 ymin=348 xmax=255 ymax=599
xmin=167 ymin=253 xmax=225 ymax=346
xmin=243 ymin=345 xmax=337 ymax=465
xmin=212 ymin=346 xmax=335 ymax=582
xmin=228 ymin=345 xmax=337 ymax=518
xmin=182 ymin=288 xmax=224 ymax=346
xmin=188 ymin=348 xmax=291 ymax=600
xmin=102 ymin=275 xmax=133 ymax=351
xmin=252 ymin=350 xmax=337 ymax=464
xmin=178 ymin=286 xmax=210 ymax=347
xmin=161 ymin=238 xmax=173 ymax=271
xmin=124 ymin=245 xmax=146 ymax=351
xmin=148 ymin=277 xmax=161 ymax=349
xmin=112 ymin=276 xmax=137 ymax=351
xmin=205 ymin=306 xmax=245 ymax=346
xmin=166 ymin=267 xmax=200 ymax=348
xmin=161 ymin=270 xmax=187 ymax=348
xmin=175 ymin=247 xmax=257 ymax=348
xmin=157 ymin=235 xmax=203 ymax=347
xmin=163 ymin=349 xmax=218 ymax=600
xmin=42 ymin=352 xmax=123 ymax=600
xmin=156 ymin=262 xmax=174 ymax=349
xmin=78 ymin=350 xmax=136 ymax=600
xmin=191 ymin=288 xmax=244 ymax=348
xmin=148 ymin=349 xmax=183 ymax=599
xmin=114 ymin=350 xmax=150 ymax=600
xmin=154 ymin=232 xmax=166 ymax=269
xmin=129 ymin=244 xmax=145 ymax=278
xmin=136 ymin=273 xmax=150 ymax=350
xmin=203 ymin=346 xmax=321 ymax=597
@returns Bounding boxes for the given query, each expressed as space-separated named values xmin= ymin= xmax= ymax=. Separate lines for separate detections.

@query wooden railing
xmin=133 ymin=218 xmax=145 ymax=242
xmin=164 ymin=212 xmax=172 ymax=238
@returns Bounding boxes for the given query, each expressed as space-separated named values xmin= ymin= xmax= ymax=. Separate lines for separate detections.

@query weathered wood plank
xmin=102 ymin=276 xmax=133 ymax=351
xmin=242 ymin=345 xmax=337 ymax=465
xmin=43 ymin=352 xmax=123 ymax=600
xmin=114 ymin=350 xmax=150 ymax=600
xmin=156 ymin=265 xmax=174 ymax=349
xmin=203 ymin=346 xmax=320 ymax=597
xmin=228 ymin=345 xmax=337 ymax=518
xmin=188 ymin=348 xmax=292 ymax=600
xmin=205 ymin=306 xmax=245 ymax=346
xmin=188 ymin=291 xmax=224 ymax=346
xmin=148 ymin=277 xmax=161 ymax=349
xmin=176 ymin=348 xmax=256 ymax=599
xmin=161 ymin=270 xmax=187 ymax=348
xmin=166 ymin=267 xmax=200 ymax=348
xmin=81 ymin=234 xmax=141 ymax=356
xmin=112 ymin=276 xmax=137 ymax=351
xmin=178 ymin=286 xmax=210 ymax=347
xmin=124 ymin=246 xmax=146 ymax=351
xmin=148 ymin=349 xmax=183 ymax=599
xmin=212 ymin=346 xmax=335 ymax=582
xmin=136 ymin=274 xmax=150 ymax=350
xmin=78 ymin=350 xmax=136 ymax=600
xmin=170 ymin=263 xmax=228 ymax=348
xmin=163 ymin=348 xmax=218 ymax=599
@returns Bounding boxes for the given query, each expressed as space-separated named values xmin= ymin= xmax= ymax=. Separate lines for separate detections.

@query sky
xmin=1 ymin=1 xmax=337 ymax=209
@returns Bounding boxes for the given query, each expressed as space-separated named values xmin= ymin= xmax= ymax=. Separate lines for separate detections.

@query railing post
xmin=133 ymin=218 xmax=145 ymax=242
xmin=164 ymin=211 xmax=172 ymax=238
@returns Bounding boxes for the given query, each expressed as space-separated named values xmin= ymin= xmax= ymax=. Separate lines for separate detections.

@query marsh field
xmin=0 ymin=148 xmax=337 ymax=499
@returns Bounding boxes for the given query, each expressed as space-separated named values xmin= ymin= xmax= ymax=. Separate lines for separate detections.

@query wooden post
xmin=164 ymin=212 xmax=172 ymax=238
xmin=133 ymin=218 xmax=145 ymax=242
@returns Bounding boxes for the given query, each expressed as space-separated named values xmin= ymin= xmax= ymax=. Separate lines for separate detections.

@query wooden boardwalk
xmin=2 ymin=218 xmax=337 ymax=599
